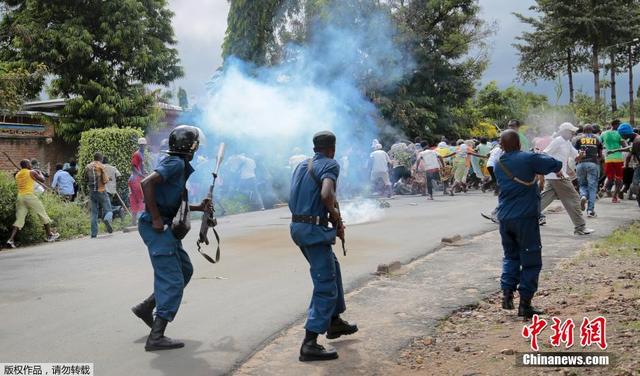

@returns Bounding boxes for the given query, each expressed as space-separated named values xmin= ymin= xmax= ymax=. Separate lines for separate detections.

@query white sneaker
xmin=46 ymin=232 xmax=60 ymax=242
xmin=5 ymin=240 xmax=16 ymax=248
xmin=574 ymin=228 xmax=594 ymax=235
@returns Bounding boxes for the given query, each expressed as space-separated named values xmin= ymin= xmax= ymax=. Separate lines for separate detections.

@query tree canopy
xmin=0 ymin=0 xmax=183 ymax=141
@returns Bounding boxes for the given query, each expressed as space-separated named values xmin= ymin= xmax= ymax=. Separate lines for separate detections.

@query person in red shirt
xmin=128 ymin=137 xmax=147 ymax=225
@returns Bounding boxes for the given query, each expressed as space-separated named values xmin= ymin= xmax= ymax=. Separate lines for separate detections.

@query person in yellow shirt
xmin=5 ymin=160 xmax=59 ymax=248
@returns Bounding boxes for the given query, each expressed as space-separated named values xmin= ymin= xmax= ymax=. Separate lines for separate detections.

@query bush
xmin=0 ymin=171 xmax=91 ymax=246
xmin=77 ymin=127 xmax=143 ymax=195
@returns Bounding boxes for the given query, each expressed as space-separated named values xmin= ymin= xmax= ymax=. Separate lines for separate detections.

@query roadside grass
xmin=591 ymin=221 xmax=640 ymax=257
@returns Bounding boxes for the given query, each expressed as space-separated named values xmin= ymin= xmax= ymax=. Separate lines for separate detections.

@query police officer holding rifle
xmin=131 ymin=125 xmax=211 ymax=352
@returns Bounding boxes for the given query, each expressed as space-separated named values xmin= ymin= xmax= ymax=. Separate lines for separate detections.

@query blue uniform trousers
xmin=139 ymin=220 xmax=193 ymax=322
xmin=499 ymin=217 xmax=542 ymax=300
xmin=300 ymin=244 xmax=346 ymax=334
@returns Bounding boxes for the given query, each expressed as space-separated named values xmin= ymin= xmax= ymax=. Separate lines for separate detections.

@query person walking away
xmin=129 ymin=137 xmax=148 ymax=225
xmin=64 ymin=159 xmax=79 ymax=201
xmin=417 ymin=141 xmax=446 ymax=199
xmin=609 ymin=123 xmax=640 ymax=207
xmin=5 ymin=160 xmax=59 ymax=248
xmin=494 ymin=130 xmax=563 ymax=318
xmin=237 ymin=154 xmax=265 ymax=210
xmin=51 ymin=163 xmax=75 ymax=201
xmin=369 ymin=143 xmax=392 ymax=197
xmin=132 ymin=125 xmax=211 ymax=351
xmin=539 ymin=123 xmax=593 ymax=235
xmin=102 ymin=156 xmax=122 ymax=200
xmin=85 ymin=152 xmax=114 ymax=237
xmin=476 ymin=138 xmax=492 ymax=190
xmin=289 ymin=131 xmax=357 ymax=361
xmin=600 ymin=120 xmax=627 ymax=202
xmin=574 ymin=125 xmax=603 ymax=217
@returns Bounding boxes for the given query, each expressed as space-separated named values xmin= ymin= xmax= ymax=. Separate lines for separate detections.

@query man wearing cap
xmin=540 ymin=123 xmax=593 ymax=235
xmin=129 ymin=137 xmax=148 ymax=225
xmin=131 ymin=125 xmax=211 ymax=351
xmin=289 ymin=131 xmax=358 ymax=362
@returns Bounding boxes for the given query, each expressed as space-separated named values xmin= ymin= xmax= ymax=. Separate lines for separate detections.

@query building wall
xmin=0 ymin=120 xmax=76 ymax=184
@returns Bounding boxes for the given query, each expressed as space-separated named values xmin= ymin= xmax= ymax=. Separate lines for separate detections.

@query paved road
xmin=0 ymin=193 xmax=518 ymax=375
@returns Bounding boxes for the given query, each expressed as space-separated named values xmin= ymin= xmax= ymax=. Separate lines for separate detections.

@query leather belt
xmin=292 ymin=214 xmax=330 ymax=227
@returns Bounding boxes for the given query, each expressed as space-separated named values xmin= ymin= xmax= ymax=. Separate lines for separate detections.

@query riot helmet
xmin=168 ymin=125 xmax=200 ymax=157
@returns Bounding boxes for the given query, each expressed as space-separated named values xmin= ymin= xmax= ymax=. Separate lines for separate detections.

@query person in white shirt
xmin=486 ymin=144 xmax=503 ymax=194
xmin=237 ymin=154 xmax=265 ymax=210
xmin=102 ymin=157 xmax=122 ymax=196
xmin=288 ymin=147 xmax=308 ymax=172
xmin=369 ymin=143 xmax=392 ymax=197
xmin=417 ymin=141 xmax=446 ymax=199
xmin=540 ymin=122 xmax=593 ymax=235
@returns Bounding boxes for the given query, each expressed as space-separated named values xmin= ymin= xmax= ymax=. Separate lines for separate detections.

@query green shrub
xmin=77 ymin=127 xmax=143 ymax=195
xmin=0 ymin=171 xmax=91 ymax=245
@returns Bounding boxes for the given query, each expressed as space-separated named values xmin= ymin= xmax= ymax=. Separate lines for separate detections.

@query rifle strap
xmin=497 ymin=159 xmax=538 ymax=187
xmin=197 ymin=227 xmax=220 ymax=264
xmin=307 ymin=158 xmax=322 ymax=189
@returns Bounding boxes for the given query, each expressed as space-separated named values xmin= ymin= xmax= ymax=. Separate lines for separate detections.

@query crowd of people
xmin=364 ymin=119 xmax=640 ymax=216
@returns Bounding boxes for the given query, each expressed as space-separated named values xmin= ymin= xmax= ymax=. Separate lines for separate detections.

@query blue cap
xmin=618 ymin=123 xmax=634 ymax=136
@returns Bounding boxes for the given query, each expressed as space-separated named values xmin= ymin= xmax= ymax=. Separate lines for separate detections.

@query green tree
xmin=177 ymin=87 xmax=189 ymax=109
xmin=513 ymin=11 xmax=589 ymax=104
xmin=377 ymin=0 xmax=491 ymax=139
xmin=0 ymin=62 xmax=46 ymax=114
xmin=529 ymin=0 xmax=629 ymax=103
xmin=222 ymin=0 xmax=286 ymax=65
xmin=0 ymin=0 xmax=183 ymax=141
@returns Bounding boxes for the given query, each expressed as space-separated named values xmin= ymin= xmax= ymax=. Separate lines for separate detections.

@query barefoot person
xmin=5 ymin=160 xmax=59 ymax=248
xmin=289 ymin=131 xmax=358 ymax=361
xmin=131 ymin=125 xmax=211 ymax=351
xmin=494 ymin=130 xmax=562 ymax=318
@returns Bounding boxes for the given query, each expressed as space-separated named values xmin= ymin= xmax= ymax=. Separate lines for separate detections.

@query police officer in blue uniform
xmin=289 ymin=131 xmax=358 ymax=361
xmin=494 ymin=129 xmax=562 ymax=319
xmin=131 ymin=125 xmax=211 ymax=351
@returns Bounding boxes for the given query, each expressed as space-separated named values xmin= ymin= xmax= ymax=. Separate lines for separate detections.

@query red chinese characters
xmin=580 ymin=316 xmax=608 ymax=350
xmin=549 ymin=317 xmax=575 ymax=348
xmin=522 ymin=314 xmax=548 ymax=351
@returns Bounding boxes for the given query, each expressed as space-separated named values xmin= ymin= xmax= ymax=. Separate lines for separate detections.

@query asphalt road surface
xmin=0 ymin=192 xmax=559 ymax=375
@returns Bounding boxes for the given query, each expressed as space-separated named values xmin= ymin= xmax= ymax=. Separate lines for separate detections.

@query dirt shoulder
xmin=395 ymin=223 xmax=640 ymax=376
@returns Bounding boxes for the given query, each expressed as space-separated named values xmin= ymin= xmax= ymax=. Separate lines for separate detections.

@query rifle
xmin=2 ymin=151 xmax=51 ymax=191
xmin=196 ymin=143 xmax=225 ymax=264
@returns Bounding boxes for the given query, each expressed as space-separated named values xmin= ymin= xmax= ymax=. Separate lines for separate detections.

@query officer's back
xmin=289 ymin=153 xmax=339 ymax=247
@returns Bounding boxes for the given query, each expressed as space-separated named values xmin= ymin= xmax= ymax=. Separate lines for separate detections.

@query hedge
xmin=77 ymin=127 xmax=144 ymax=196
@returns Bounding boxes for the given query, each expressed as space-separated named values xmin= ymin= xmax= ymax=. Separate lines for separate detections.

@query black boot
xmin=145 ymin=317 xmax=184 ymax=351
xmin=131 ymin=294 xmax=155 ymax=328
xmin=299 ymin=332 xmax=338 ymax=362
xmin=518 ymin=297 xmax=544 ymax=319
xmin=326 ymin=316 xmax=359 ymax=339
xmin=501 ymin=290 xmax=514 ymax=310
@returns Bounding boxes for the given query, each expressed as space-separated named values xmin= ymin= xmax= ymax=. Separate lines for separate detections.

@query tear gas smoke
xmin=340 ymin=200 xmax=385 ymax=225
xmin=179 ymin=1 xmax=413 ymax=217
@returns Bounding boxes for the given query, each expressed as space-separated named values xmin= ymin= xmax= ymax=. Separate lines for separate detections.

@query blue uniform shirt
xmin=495 ymin=151 xmax=561 ymax=221
xmin=140 ymin=155 xmax=194 ymax=222
xmin=289 ymin=152 xmax=340 ymax=247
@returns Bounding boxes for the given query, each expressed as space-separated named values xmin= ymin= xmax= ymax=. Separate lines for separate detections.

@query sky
xmin=167 ymin=0 xmax=639 ymax=105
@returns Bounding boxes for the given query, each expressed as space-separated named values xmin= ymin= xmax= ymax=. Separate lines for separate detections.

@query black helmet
xmin=168 ymin=125 xmax=200 ymax=156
